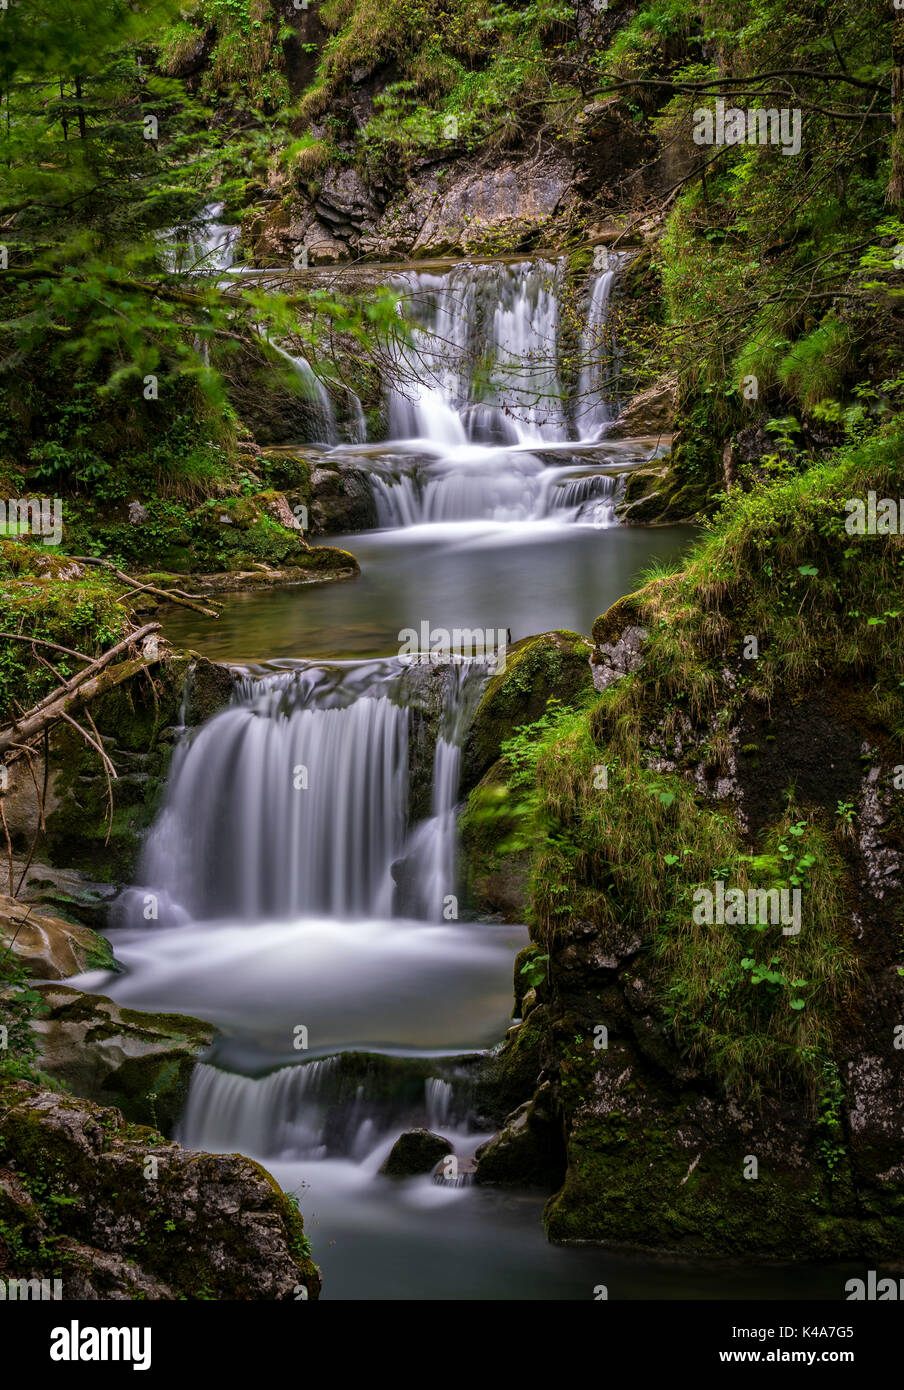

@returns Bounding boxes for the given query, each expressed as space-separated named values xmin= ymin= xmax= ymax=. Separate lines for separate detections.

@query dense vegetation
xmin=2 ymin=0 xmax=903 ymax=1268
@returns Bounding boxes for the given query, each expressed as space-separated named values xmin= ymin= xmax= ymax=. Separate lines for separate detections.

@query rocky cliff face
xmin=465 ymin=595 xmax=904 ymax=1258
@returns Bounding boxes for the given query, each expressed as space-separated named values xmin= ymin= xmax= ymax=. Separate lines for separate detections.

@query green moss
xmin=462 ymin=630 xmax=594 ymax=789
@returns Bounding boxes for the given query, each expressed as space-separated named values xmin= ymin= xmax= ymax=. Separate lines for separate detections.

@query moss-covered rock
xmin=0 ymin=1079 xmax=321 ymax=1299
xmin=32 ymin=984 xmax=216 ymax=1134
xmin=379 ymin=1128 xmax=453 ymax=1177
xmin=184 ymin=655 xmax=235 ymax=726
xmin=459 ymin=758 xmax=532 ymax=921
xmin=461 ymin=630 xmax=594 ymax=792
xmin=37 ymin=653 xmax=188 ymax=882
xmin=475 ymin=1081 xmax=565 ymax=1189
xmin=0 ymin=896 xmax=118 ymax=980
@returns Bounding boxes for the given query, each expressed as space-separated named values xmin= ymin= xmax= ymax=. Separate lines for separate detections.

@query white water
xmin=352 ymin=255 xmax=629 ymax=526
xmin=270 ymin=342 xmax=340 ymax=446
xmin=159 ymin=201 xmax=240 ymax=275
xmin=387 ymin=260 xmax=571 ymax=446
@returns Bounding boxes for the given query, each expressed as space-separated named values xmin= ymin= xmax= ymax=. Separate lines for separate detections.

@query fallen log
xmin=5 ymin=623 xmax=161 ymax=725
xmin=0 ymin=653 xmax=161 ymax=758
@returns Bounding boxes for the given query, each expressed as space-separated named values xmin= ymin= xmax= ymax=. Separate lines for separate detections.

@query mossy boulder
xmin=459 ymin=758 xmax=532 ymax=921
xmin=309 ymin=465 xmax=379 ymax=533
xmin=475 ymin=1012 xmax=547 ymax=1124
xmin=31 ymin=984 xmax=216 ymax=1134
xmin=461 ymin=630 xmax=594 ymax=792
xmin=379 ymin=1128 xmax=453 ymax=1177
xmin=0 ymin=1080 xmax=321 ymax=1299
xmin=475 ymin=1081 xmax=565 ymax=1189
xmin=38 ymin=654 xmax=187 ymax=882
xmin=184 ymin=656 xmax=235 ymax=726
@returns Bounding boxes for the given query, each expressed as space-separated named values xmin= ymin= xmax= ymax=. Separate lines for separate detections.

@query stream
xmin=71 ymin=255 xmax=853 ymax=1299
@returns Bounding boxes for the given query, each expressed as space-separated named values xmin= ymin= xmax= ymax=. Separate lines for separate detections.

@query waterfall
xmin=395 ymin=660 xmax=488 ymax=919
xmin=577 ymin=255 xmax=625 ymax=439
xmin=388 ymin=260 xmax=569 ymax=446
xmin=370 ymin=455 xmax=622 ymax=527
xmin=123 ymin=657 xmax=494 ymax=929
xmin=271 ymin=342 xmax=338 ymax=445
xmin=129 ymin=665 xmax=410 ymax=924
xmin=159 ymin=201 xmax=239 ymax=275
xmin=365 ymin=256 xmax=629 ymax=526
xmin=178 ymin=1058 xmax=340 ymax=1159
xmin=179 ymin=1058 xmax=475 ymax=1162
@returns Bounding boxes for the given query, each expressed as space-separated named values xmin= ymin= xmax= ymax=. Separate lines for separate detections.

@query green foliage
xmin=500 ymin=419 xmax=904 ymax=1098
xmin=0 ymin=946 xmax=49 ymax=1085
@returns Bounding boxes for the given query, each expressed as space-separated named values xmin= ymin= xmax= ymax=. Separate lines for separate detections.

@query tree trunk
xmin=889 ymin=13 xmax=904 ymax=207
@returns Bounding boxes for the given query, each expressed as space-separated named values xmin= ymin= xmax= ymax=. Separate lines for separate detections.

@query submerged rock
xmin=380 ymin=1128 xmax=454 ymax=1177
xmin=0 ymin=1080 xmax=321 ymax=1299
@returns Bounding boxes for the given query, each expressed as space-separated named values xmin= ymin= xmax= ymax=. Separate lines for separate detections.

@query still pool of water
xmin=161 ymin=520 xmax=699 ymax=662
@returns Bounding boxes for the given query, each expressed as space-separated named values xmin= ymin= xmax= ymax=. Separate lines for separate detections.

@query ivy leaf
xmin=789 ymin=998 xmax=806 ymax=1010
xmin=664 ymin=854 xmax=679 ymax=866
xmin=797 ymin=565 xmax=819 ymax=577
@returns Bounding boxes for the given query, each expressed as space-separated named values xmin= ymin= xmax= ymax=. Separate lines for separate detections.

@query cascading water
xmin=159 ymin=201 xmax=240 ymax=275
xmin=89 ymin=653 xmax=522 ymax=1115
xmin=66 ymin=250 xmax=699 ymax=1299
xmin=126 ymin=666 xmax=408 ymax=923
xmin=271 ymin=343 xmax=340 ymax=446
xmin=577 ymin=256 xmax=622 ymax=440
xmin=387 ymin=260 xmax=570 ymax=446
xmin=358 ymin=254 xmax=631 ymax=526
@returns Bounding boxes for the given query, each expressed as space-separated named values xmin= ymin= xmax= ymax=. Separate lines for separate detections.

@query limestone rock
xmin=607 ymin=377 xmax=678 ymax=439
xmin=30 ymin=983 xmax=215 ymax=1133
xmin=0 ymin=895 xmax=117 ymax=979
xmin=590 ymin=623 xmax=648 ymax=693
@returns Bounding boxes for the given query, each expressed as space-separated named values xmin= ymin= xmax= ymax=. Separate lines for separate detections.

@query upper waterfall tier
xmin=386 ymin=257 xmax=626 ymax=449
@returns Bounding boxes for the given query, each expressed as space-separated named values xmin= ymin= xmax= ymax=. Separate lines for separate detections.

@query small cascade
xmin=388 ymin=260 xmax=569 ymax=446
xmin=177 ymin=1059 xmax=340 ymax=1159
xmin=397 ymin=660 xmax=489 ymax=919
xmin=425 ymin=1078 xmax=454 ymax=1131
xmin=369 ymin=454 xmax=623 ymax=527
xmin=345 ymin=387 xmax=368 ymax=443
xmin=577 ymin=255 xmax=626 ymax=439
xmin=160 ymin=201 xmax=239 ymax=275
xmin=179 ymin=1059 xmax=477 ymax=1164
xmin=362 ymin=255 xmax=630 ymax=526
xmin=271 ymin=342 xmax=339 ymax=445
xmin=127 ymin=664 xmax=410 ymax=924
